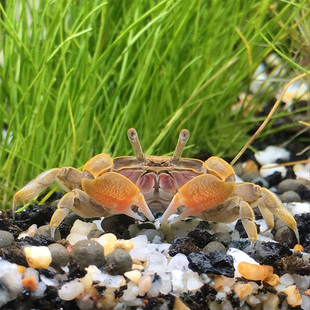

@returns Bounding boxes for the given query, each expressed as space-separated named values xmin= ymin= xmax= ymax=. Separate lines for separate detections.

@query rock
xmin=188 ymin=250 xmax=234 ymax=278
xmin=211 ymin=232 xmax=232 ymax=248
xmin=24 ymin=246 xmax=52 ymax=269
xmin=0 ymin=230 xmax=14 ymax=247
xmin=265 ymin=171 xmax=282 ymax=187
xmin=187 ymin=230 xmax=213 ymax=248
xmin=255 ymin=146 xmax=290 ymax=165
xmin=279 ymin=191 xmax=301 ymax=203
xmin=296 ymin=184 xmax=310 ymax=200
xmin=35 ymin=224 xmax=61 ymax=241
xmin=251 ymin=177 xmax=269 ymax=188
xmin=278 ymin=179 xmax=303 ymax=193
xmin=48 ymin=243 xmax=70 ymax=269
xmin=237 ymin=261 xmax=273 ymax=281
xmin=274 ymin=226 xmax=297 ymax=248
xmin=168 ymin=237 xmax=199 ymax=257
xmin=105 ymin=249 xmax=133 ymax=275
xmin=58 ymin=278 xmax=84 ymax=301
xmin=295 ymin=213 xmax=310 ymax=251
xmin=203 ymin=241 xmax=226 ymax=253
xmin=241 ymin=171 xmax=260 ymax=182
xmin=249 ymin=241 xmax=292 ymax=268
xmin=70 ymin=240 xmax=105 ymax=269
xmin=101 ymin=214 xmax=135 ymax=239
xmin=136 ymin=229 xmax=164 ymax=242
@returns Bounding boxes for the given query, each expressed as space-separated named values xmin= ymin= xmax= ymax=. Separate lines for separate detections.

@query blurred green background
xmin=0 ymin=0 xmax=309 ymax=209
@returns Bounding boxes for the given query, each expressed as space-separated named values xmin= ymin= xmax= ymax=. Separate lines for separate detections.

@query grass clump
xmin=0 ymin=0 xmax=309 ymax=209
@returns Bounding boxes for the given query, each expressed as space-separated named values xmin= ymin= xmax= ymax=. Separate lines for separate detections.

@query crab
xmin=13 ymin=128 xmax=299 ymax=243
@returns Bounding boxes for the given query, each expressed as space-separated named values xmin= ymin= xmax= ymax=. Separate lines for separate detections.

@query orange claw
xmin=82 ymin=171 xmax=154 ymax=221
xmin=159 ymin=157 xmax=236 ymax=224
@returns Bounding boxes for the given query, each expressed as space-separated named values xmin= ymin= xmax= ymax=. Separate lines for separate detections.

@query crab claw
xmin=159 ymin=156 xmax=235 ymax=223
xmin=82 ymin=171 xmax=154 ymax=221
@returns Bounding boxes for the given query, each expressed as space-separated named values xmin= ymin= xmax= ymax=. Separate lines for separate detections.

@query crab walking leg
xmin=50 ymin=189 xmax=111 ymax=237
xmin=259 ymin=187 xmax=299 ymax=243
xmin=13 ymin=168 xmax=62 ymax=218
xmin=159 ymin=173 xmax=235 ymax=224
xmin=200 ymin=196 xmax=257 ymax=243
xmin=82 ymin=171 xmax=155 ymax=221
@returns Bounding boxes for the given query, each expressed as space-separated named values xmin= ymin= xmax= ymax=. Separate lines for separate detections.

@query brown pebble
xmin=243 ymin=160 xmax=258 ymax=174
xmin=264 ymin=273 xmax=280 ymax=286
xmin=22 ymin=276 xmax=38 ymax=291
xmin=237 ymin=262 xmax=273 ymax=281
xmin=293 ymin=244 xmax=304 ymax=252
xmin=173 ymin=297 xmax=191 ymax=310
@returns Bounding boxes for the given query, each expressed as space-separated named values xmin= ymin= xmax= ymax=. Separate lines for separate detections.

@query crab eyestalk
xmin=127 ymin=128 xmax=145 ymax=162
xmin=172 ymin=129 xmax=189 ymax=163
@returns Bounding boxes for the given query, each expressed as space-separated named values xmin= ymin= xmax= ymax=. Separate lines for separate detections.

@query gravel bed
xmin=0 ymin=140 xmax=309 ymax=309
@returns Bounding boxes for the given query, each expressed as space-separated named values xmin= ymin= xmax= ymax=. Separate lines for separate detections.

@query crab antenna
xmin=172 ymin=129 xmax=189 ymax=163
xmin=127 ymin=128 xmax=145 ymax=161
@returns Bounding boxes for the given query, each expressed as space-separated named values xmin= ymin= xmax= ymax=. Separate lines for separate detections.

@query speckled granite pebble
xmin=48 ymin=243 xmax=70 ymax=269
xmin=105 ymin=249 xmax=133 ymax=275
xmin=0 ymin=230 xmax=14 ymax=247
xmin=70 ymin=239 xmax=105 ymax=269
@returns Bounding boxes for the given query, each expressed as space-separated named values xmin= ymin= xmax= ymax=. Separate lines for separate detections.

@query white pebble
xmin=292 ymin=274 xmax=309 ymax=291
xmin=166 ymin=253 xmax=189 ymax=272
xmin=129 ymin=246 xmax=148 ymax=261
xmin=130 ymin=235 xmax=148 ymax=247
xmin=280 ymin=273 xmax=294 ymax=287
xmin=66 ymin=233 xmax=88 ymax=245
xmin=92 ymin=272 xmax=124 ymax=288
xmin=138 ymin=275 xmax=152 ymax=296
xmin=145 ymin=252 xmax=167 ymax=273
xmin=158 ymin=273 xmax=172 ymax=295
xmin=171 ymin=269 xmax=185 ymax=293
xmin=58 ymin=279 xmax=84 ymax=301
xmin=255 ymin=146 xmax=290 ymax=165
xmin=146 ymin=243 xmax=171 ymax=256
xmin=122 ymin=281 xmax=140 ymax=301
xmin=70 ymin=219 xmax=96 ymax=236
xmin=185 ymin=270 xmax=203 ymax=291
xmin=260 ymin=163 xmax=287 ymax=178
xmin=286 ymin=202 xmax=310 ymax=215
xmin=31 ymin=281 xmax=46 ymax=298
xmin=18 ymin=224 xmax=37 ymax=239
xmin=302 ymin=295 xmax=310 ymax=310
xmin=294 ymin=163 xmax=310 ymax=181
xmin=40 ymin=274 xmax=58 ymax=287
xmin=24 ymin=268 xmax=39 ymax=285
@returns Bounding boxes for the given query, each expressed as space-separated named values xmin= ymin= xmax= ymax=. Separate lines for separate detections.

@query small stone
xmin=243 ymin=160 xmax=259 ymax=173
xmin=212 ymin=232 xmax=232 ymax=248
xmin=105 ymin=249 xmax=132 ymax=275
xmin=234 ymin=283 xmax=253 ymax=300
xmin=203 ymin=241 xmax=226 ymax=253
xmin=237 ymin=261 xmax=273 ymax=281
xmin=284 ymin=285 xmax=302 ymax=307
xmin=24 ymin=246 xmax=52 ymax=269
xmin=296 ymin=184 xmax=310 ymax=200
xmin=22 ymin=276 xmax=38 ymax=292
xmin=251 ymin=176 xmax=269 ymax=188
xmin=66 ymin=233 xmax=87 ymax=245
xmin=280 ymin=273 xmax=294 ymax=287
xmin=136 ymin=228 xmax=164 ymax=242
xmin=70 ymin=219 xmax=97 ymax=236
xmin=70 ymin=239 xmax=105 ymax=269
xmin=274 ymin=226 xmax=297 ymax=248
xmin=97 ymin=233 xmax=117 ymax=255
xmin=174 ymin=297 xmax=190 ymax=310
xmin=138 ymin=274 xmax=152 ymax=296
xmin=187 ymin=230 xmax=213 ymax=248
xmin=265 ymin=171 xmax=282 ymax=187
xmin=124 ymin=270 xmax=141 ymax=283
xmin=0 ymin=230 xmax=14 ymax=247
xmin=264 ymin=273 xmax=280 ymax=286
xmin=168 ymin=237 xmax=199 ymax=257
xmin=58 ymin=279 xmax=84 ymax=301
xmin=35 ymin=225 xmax=61 ymax=241
xmin=255 ymin=146 xmax=290 ymax=165
xmin=101 ymin=214 xmax=135 ymax=239
xmin=48 ymin=243 xmax=70 ymax=269
xmin=278 ymin=179 xmax=302 ymax=193
xmin=241 ymin=171 xmax=260 ymax=182
xmin=279 ymin=191 xmax=301 ymax=203
xmin=188 ymin=250 xmax=234 ymax=278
